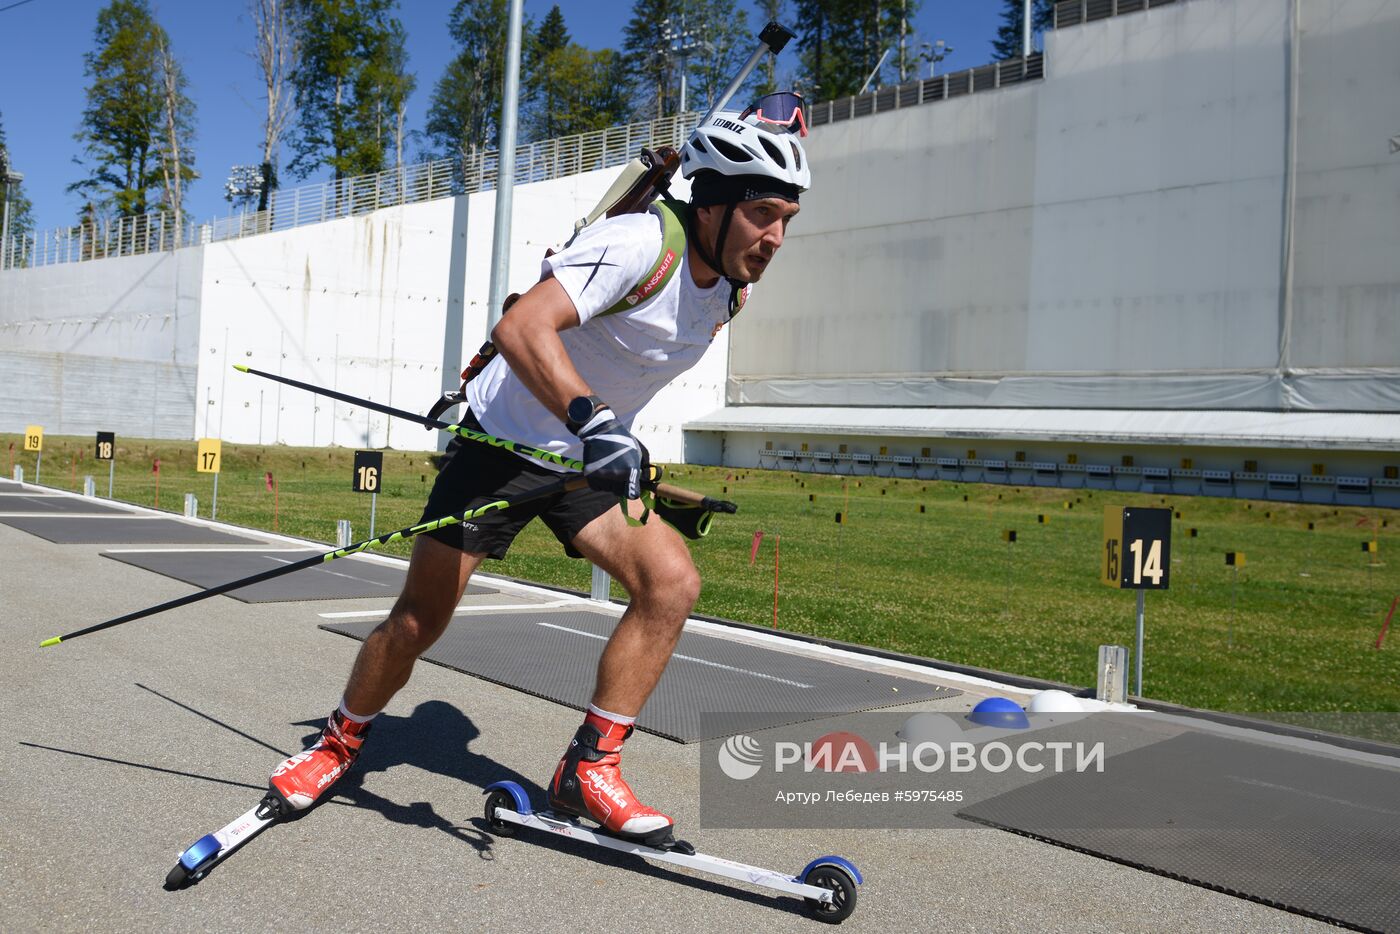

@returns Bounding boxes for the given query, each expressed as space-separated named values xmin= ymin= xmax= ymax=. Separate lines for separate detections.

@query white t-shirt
xmin=465 ymin=209 xmax=741 ymax=469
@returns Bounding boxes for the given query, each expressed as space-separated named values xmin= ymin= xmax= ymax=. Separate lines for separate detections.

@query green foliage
xmin=287 ymin=0 xmax=412 ymax=181
xmin=425 ymin=0 xmax=515 ymax=158
xmin=622 ymin=0 xmax=783 ymax=118
xmin=69 ymin=0 xmax=197 ymax=219
xmin=794 ymin=0 xmax=921 ymax=99
xmin=991 ymin=0 xmax=1054 ymax=60
xmin=15 ymin=430 xmax=1398 ymax=723
xmin=528 ymin=45 xmax=631 ymax=139
xmin=623 ymin=0 xmax=686 ymax=119
xmin=680 ymin=0 xmax=751 ymax=113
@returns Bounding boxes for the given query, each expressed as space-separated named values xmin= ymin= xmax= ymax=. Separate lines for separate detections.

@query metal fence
xmin=1054 ymin=0 xmax=1179 ymax=29
xmin=1 ymin=111 xmax=701 ymax=272
xmin=809 ymin=54 xmax=1045 ymax=128
xmin=2 ymin=45 xmax=1082 ymax=273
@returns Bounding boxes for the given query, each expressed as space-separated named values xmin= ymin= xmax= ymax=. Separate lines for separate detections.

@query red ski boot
xmin=548 ymin=712 xmax=675 ymax=845
xmin=268 ymin=709 xmax=370 ymax=814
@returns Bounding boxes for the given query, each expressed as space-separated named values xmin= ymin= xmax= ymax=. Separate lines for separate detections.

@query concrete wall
xmin=0 ymin=168 xmax=728 ymax=462
xmin=0 ymin=248 xmax=202 ymax=437
xmin=730 ymin=0 xmax=1400 ymax=411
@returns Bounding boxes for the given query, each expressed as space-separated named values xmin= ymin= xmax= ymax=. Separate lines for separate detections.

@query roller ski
xmin=484 ymin=778 xmax=861 ymax=924
xmin=165 ymin=710 xmax=369 ymax=889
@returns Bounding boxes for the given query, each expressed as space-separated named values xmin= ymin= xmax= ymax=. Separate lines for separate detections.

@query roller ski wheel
xmin=483 ymin=788 xmax=519 ymax=837
xmin=802 ymin=863 xmax=859 ymax=924
xmin=164 ymin=862 xmax=194 ymax=891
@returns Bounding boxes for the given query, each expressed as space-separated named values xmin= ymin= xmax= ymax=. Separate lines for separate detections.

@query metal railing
xmin=1 ymin=111 xmax=701 ymax=272
xmin=1054 ymin=0 xmax=1179 ymax=29
xmin=808 ymin=54 xmax=1045 ymax=129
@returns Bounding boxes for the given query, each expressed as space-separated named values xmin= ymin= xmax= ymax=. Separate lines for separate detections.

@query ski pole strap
xmin=655 ymin=497 xmax=716 ymax=540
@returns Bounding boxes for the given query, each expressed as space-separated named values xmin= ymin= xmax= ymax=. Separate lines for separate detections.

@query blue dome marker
xmin=968 ymin=696 xmax=1030 ymax=729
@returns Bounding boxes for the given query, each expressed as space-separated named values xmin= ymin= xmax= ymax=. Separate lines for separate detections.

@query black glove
xmin=573 ymin=406 xmax=649 ymax=499
xmin=654 ymin=497 xmax=715 ymax=540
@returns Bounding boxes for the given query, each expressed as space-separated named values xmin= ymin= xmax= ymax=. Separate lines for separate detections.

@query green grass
xmin=7 ymin=433 xmax=1399 ymax=722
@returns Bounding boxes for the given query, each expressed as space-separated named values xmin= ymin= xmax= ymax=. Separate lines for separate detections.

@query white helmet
xmin=680 ymin=110 xmax=810 ymax=200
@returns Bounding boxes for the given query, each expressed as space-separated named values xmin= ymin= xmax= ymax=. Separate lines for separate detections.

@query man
xmin=268 ymin=104 xmax=811 ymax=844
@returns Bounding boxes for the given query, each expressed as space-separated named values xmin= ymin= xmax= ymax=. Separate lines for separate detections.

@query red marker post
xmin=265 ymin=471 xmax=278 ymax=531
xmin=152 ymin=458 xmax=161 ymax=508
xmin=749 ymin=529 xmax=764 ymax=565
xmin=1378 ymin=595 xmax=1398 ymax=650
xmin=772 ymin=532 xmax=781 ymax=629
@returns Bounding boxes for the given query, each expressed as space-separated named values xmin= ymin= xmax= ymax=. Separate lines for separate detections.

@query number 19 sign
xmin=1101 ymin=505 xmax=1171 ymax=698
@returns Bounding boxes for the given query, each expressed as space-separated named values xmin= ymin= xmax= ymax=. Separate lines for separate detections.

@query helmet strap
xmin=688 ymin=203 xmax=747 ymax=318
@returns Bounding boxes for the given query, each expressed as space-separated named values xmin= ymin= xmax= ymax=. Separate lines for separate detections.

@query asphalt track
xmin=1 ymin=485 xmax=1339 ymax=933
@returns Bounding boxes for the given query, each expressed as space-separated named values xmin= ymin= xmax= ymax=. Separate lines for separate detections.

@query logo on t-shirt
xmin=559 ymin=244 xmax=618 ymax=294
xmin=624 ymin=248 xmax=677 ymax=306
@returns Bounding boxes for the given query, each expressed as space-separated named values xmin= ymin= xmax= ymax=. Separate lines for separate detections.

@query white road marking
xmin=1226 ymin=776 xmax=1400 ymax=817
xmin=536 ymin=621 xmax=813 ymax=689
xmin=104 ymin=547 xmax=303 ymax=554
xmin=0 ymin=512 xmax=149 ymax=518
xmin=318 ymin=599 xmax=575 ymax=619
xmin=265 ymin=554 xmax=390 ymax=585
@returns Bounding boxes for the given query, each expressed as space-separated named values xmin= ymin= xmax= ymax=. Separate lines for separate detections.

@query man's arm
xmin=490 ymin=275 xmax=648 ymax=498
xmin=489 ymin=275 xmax=590 ymax=422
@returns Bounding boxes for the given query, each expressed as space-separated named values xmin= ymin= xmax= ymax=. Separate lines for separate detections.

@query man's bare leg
xmin=570 ymin=500 xmax=701 ymax=716
xmin=267 ymin=534 xmax=485 ymax=812
xmin=342 ymin=534 xmax=488 ymax=715
xmin=547 ymin=501 xmax=699 ymax=840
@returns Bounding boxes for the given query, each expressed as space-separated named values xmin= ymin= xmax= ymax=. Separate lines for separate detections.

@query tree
xmin=524 ymin=4 xmax=571 ymax=139
xmin=69 ymin=0 xmax=197 ymax=219
xmin=155 ymin=33 xmax=197 ymax=244
xmin=0 ymin=112 xmax=35 ymax=263
xmin=680 ymin=0 xmax=750 ymax=114
xmin=794 ymin=0 xmax=918 ymax=100
xmin=536 ymin=45 xmax=631 ymax=138
xmin=991 ymin=0 xmax=1054 ymax=61
xmin=424 ymin=0 xmax=519 ymax=159
xmin=622 ymin=0 xmax=685 ymax=119
xmin=753 ymin=0 xmax=788 ymax=96
xmin=287 ymin=0 xmax=412 ymax=181
xmin=250 ymin=0 xmax=299 ymax=209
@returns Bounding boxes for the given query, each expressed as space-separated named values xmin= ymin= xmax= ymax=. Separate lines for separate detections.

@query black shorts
xmin=418 ymin=411 xmax=618 ymax=560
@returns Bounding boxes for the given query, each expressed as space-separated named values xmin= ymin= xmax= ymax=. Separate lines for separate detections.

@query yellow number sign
xmin=196 ymin=438 xmax=222 ymax=474
xmin=24 ymin=425 xmax=43 ymax=452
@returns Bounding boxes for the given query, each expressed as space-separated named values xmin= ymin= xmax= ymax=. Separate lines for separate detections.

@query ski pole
xmin=39 ymin=475 xmax=583 ymax=648
xmin=699 ymin=21 xmax=796 ymax=126
xmin=232 ymin=365 xmax=736 ymax=513
xmin=234 ymin=364 xmax=576 ymax=471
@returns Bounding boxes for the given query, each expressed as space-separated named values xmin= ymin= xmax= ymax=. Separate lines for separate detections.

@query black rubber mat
xmin=0 ymin=493 xmax=134 ymax=515
xmin=102 ymin=549 xmax=492 ymax=603
xmin=322 ymin=609 xmax=960 ymax=743
xmin=957 ymin=730 xmax=1400 ymax=932
xmin=0 ymin=515 xmax=262 ymax=544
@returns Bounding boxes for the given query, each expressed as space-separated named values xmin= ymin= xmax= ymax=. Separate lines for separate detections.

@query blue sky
xmin=2 ymin=1 xmax=1005 ymax=233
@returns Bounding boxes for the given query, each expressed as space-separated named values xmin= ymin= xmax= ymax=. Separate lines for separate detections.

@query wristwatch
xmin=565 ymin=394 xmax=606 ymax=433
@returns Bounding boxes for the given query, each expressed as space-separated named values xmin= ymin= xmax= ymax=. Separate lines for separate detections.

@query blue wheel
xmin=484 ymin=788 xmax=519 ymax=836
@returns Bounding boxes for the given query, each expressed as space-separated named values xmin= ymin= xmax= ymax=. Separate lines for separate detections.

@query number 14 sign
xmin=1102 ymin=506 xmax=1171 ymax=590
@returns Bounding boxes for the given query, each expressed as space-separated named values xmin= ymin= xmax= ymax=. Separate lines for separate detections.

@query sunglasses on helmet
xmin=741 ymin=91 xmax=808 ymax=137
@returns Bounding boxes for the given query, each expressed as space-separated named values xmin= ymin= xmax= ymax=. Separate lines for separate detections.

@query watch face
xmin=568 ymin=396 xmax=596 ymax=424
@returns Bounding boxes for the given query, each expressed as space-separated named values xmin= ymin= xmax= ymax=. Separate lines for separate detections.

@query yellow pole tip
xmin=233 ymin=364 xmax=250 ymax=372
xmin=39 ymin=637 xmax=61 ymax=647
